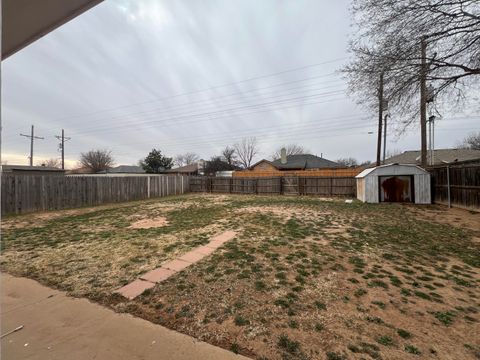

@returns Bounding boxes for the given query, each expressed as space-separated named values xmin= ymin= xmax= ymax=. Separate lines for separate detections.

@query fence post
xmin=447 ymin=165 xmax=451 ymax=208
xmin=279 ymin=177 xmax=283 ymax=195
xmin=41 ymin=176 xmax=46 ymax=211
xmin=255 ymin=179 xmax=258 ymax=194
xmin=147 ymin=176 xmax=151 ymax=198
xmin=229 ymin=178 xmax=233 ymax=193
xmin=14 ymin=176 xmax=19 ymax=214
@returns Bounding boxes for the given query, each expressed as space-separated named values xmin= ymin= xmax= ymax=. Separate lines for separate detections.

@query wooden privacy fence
xmin=429 ymin=163 xmax=480 ymax=211
xmin=1 ymin=175 xmax=190 ymax=215
xmin=233 ymin=168 xmax=362 ymax=178
xmin=190 ymin=176 xmax=356 ymax=196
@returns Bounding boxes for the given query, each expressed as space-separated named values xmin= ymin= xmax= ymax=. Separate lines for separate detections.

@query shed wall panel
xmin=356 ymin=178 xmax=365 ymax=202
xmin=414 ymin=174 xmax=431 ymax=204
xmin=365 ymin=175 xmax=379 ymax=203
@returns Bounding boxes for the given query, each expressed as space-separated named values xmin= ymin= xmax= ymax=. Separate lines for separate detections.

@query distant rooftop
xmin=166 ymin=163 xmax=199 ymax=173
xmin=2 ymin=165 xmax=65 ymax=172
xmin=385 ymin=148 xmax=480 ymax=165
xmin=97 ymin=165 xmax=145 ymax=174
xmin=269 ymin=154 xmax=341 ymax=170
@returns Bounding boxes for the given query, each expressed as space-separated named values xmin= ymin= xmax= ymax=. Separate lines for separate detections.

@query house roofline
xmin=248 ymin=159 xmax=280 ymax=170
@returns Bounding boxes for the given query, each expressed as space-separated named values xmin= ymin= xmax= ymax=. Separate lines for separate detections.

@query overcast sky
xmin=2 ymin=0 xmax=479 ymax=168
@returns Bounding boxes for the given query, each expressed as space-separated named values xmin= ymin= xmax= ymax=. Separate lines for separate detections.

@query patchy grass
xmin=376 ymin=335 xmax=394 ymax=346
xmin=397 ymin=328 xmax=412 ymax=339
xmin=2 ymin=193 xmax=480 ymax=360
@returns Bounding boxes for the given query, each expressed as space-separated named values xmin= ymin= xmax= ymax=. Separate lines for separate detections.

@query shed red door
xmin=379 ymin=176 xmax=413 ymax=202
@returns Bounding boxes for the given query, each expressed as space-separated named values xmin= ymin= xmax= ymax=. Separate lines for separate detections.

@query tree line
xmin=41 ymin=131 xmax=480 ymax=173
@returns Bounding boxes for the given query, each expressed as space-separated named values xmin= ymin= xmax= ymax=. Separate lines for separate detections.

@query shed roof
xmin=355 ymin=163 xmax=429 ymax=178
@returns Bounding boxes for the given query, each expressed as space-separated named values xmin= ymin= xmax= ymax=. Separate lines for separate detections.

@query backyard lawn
xmin=2 ymin=194 xmax=480 ymax=360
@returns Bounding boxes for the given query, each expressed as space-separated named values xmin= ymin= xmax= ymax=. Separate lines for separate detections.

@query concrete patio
xmin=1 ymin=273 xmax=249 ymax=360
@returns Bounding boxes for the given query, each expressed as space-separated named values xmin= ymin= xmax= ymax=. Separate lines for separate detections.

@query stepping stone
xmin=178 ymin=250 xmax=206 ymax=263
xmin=195 ymin=245 xmax=216 ymax=256
xmin=162 ymin=259 xmax=191 ymax=272
xmin=140 ymin=267 xmax=176 ymax=283
xmin=114 ymin=279 xmax=155 ymax=300
xmin=114 ymin=230 xmax=237 ymax=300
xmin=211 ymin=230 xmax=237 ymax=243
xmin=207 ymin=230 xmax=237 ymax=248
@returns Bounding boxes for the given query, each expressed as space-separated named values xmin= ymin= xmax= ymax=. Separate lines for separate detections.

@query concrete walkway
xmin=1 ymin=274 xmax=249 ymax=360
xmin=115 ymin=231 xmax=237 ymax=299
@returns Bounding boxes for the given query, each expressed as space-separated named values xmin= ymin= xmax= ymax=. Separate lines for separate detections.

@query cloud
xmin=2 ymin=0 xmax=479 ymax=167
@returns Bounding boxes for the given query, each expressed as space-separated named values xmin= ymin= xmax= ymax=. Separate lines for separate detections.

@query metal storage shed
xmin=356 ymin=164 xmax=431 ymax=204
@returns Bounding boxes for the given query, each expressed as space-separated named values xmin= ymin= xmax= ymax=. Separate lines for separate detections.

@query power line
xmin=113 ymin=125 xmax=480 ymax=157
xmin=49 ymin=58 xmax=347 ymax=123
xmin=112 ymin=119 xmax=376 ymax=154
xmin=114 ymin=127 xmax=378 ymax=157
xmin=72 ymin=90 xmax=349 ymax=136
xmin=59 ymin=78 xmax=346 ymax=131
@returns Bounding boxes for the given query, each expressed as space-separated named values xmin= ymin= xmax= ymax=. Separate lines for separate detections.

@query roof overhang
xmin=2 ymin=0 xmax=104 ymax=59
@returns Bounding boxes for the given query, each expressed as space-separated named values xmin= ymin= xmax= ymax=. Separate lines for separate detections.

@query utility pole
xmin=420 ymin=37 xmax=428 ymax=167
xmin=383 ymin=113 xmax=388 ymax=164
xmin=428 ymin=115 xmax=436 ymax=166
xmin=55 ymin=129 xmax=71 ymax=169
xmin=20 ymin=125 xmax=44 ymax=166
xmin=376 ymin=71 xmax=384 ymax=166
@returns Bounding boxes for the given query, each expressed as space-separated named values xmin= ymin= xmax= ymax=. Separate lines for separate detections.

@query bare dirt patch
xmin=410 ymin=204 xmax=480 ymax=232
xmin=2 ymin=194 xmax=480 ymax=360
xmin=129 ymin=216 xmax=169 ymax=229
xmin=234 ymin=205 xmax=294 ymax=219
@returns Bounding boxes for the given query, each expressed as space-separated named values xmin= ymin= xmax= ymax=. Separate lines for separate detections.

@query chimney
xmin=280 ymin=147 xmax=287 ymax=164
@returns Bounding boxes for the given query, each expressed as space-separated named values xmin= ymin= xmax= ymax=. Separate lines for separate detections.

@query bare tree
xmin=344 ymin=0 xmax=480 ymax=130
xmin=271 ymin=144 xmax=309 ymax=160
xmin=222 ymin=146 xmax=237 ymax=166
xmin=37 ymin=158 xmax=60 ymax=168
xmin=174 ymin=152 xmax=199 ymax=167
xmin=458 ymin=131 xmax=480 ymax=149
xmin=234 ymin=137 xmax=259 ymax=168
xmin=335 ymin=157 xmax=359 ymax=167
xmin=80 ymin=149 xmax=114 ymax=173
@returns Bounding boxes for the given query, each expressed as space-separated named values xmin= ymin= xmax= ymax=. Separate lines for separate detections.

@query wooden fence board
xmin=189 ymin=176 xmax=356 ymax=197
xmin=429 ymin=164 xmax=480 ymax=211
xmin=233 ymin=168 xmax=362 ymax=178
xmin=1 ymin=175 xmax=190 ymax=215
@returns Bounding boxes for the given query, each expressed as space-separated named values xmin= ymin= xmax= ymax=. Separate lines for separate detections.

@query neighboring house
xmin=97 ymin=165 xmax=145 ymax=174
xmin=250 ymin=154 xmax=341 ymax=172
xmin=1 ymin=165 xmax=66 ymax=176
xmin=385 ymin=148 xmax=480 ymax=166
xmin=166 ymin=163 xmax=200 ymax=176
xmin=235 ymin=150 xmax=361 ymax=178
